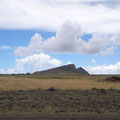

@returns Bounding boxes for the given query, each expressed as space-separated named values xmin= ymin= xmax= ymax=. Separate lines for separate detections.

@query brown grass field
xmin=0 ymin=74 xmax=120 ymax=91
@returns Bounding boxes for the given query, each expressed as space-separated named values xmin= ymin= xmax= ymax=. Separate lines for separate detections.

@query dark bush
xmin=100 ymin=89 xmax=106 ymax=94
xmin=92 ymin=87 xmax=97 ymax=91
xmin=105 ymin=76 xmax=120 ymax=82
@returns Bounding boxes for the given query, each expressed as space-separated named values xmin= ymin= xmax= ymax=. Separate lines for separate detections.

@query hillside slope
xmin=33 ymin=64 xmax=89 ymax=75
xmin=76 ymin=67 xmax=89 ymax=74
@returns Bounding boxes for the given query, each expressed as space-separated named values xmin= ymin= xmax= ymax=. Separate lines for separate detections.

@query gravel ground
xmin=0 ymin=114 xmax=120 ymax=120
xmin=0 ymin=89 xmax=120 ymax=114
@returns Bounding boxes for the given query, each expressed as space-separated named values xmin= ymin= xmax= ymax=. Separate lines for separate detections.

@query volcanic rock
xmin=33 ymin=64 xmax=89 ymax=75
xmin=76 ymin=67 xmax=89 ymax=74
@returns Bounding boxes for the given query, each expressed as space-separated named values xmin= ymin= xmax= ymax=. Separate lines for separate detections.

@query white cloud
xmin=99 ymin=32 xmax=120 ymax=56
xmin=67 ymin=61 xmax=72 ymax=64
xmin=15 ymin=53 xmax=62 ymax=73
xmin=14 ymin=22 xmax=112 ymax=56
xmin=91 ymin=59 xmax=96 ymax=63
xmin=0 ymin=68 xmax=15 ymax=74
xmin=0 ymin=0 xmax=120 ymax=34
xmin=112 ymin=32 xmax=120 ymax=46
xmin=79 ymin=33 xmax=110 ymax=54
xmin=100 ymin=46 xmax=114 ymax=56
xmin=0 ymin=46 xmax=11 ymax=50
xmin=85 ymin=62 xmax=120 ymax=74
xmin=0 ymin=69 xmax=5 ymax=74
xmin=0 ymin=53 xmax=62 ymax=74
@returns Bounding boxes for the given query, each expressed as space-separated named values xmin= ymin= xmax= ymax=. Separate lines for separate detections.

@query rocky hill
xmin=33 ymin=64 xmax=89 ymax=75
xmin=76 ymin=67 xmax=89 ymax=74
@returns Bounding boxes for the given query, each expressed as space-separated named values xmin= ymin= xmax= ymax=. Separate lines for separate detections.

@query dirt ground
xmin=0 ymin=114 xmax=120 ymax=120
xmin=1 ymin=89 xmax=120 ymax=114
xmin=1 ymin=89 xmax=120 ymax=119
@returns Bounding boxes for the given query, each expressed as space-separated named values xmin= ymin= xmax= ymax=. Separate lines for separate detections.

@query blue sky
xmin=0 ymin=0 xmax=120 ymax=74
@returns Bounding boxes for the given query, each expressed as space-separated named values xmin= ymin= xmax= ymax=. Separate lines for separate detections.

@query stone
xmin=48 ymin=87 xmax=55 ymax=91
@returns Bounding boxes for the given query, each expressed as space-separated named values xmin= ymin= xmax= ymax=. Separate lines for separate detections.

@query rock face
xmin=33 ymin=64 xmax=89 ymax=75
xmin=76 ymin=67 xmax=89 ymax=74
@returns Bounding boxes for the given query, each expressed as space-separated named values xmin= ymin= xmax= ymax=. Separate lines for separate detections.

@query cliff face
xmin=33 ymin=64 xmax=89 ymax=75
xmin=76 ymin=67 xmax=89 ymax=74
xmin=34 ymin=64 xmax=76 ymax=74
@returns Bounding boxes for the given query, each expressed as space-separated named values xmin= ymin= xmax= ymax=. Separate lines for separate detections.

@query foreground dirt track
xmin=0 ymin=114 xmax=120 ymax=120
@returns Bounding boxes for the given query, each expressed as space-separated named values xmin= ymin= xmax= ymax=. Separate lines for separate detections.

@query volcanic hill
xmin=33 ymin=64 xmax=89 ymax=75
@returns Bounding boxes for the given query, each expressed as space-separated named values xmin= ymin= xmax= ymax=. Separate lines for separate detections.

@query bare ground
xmin=0 ymin=113 xmax=120 ymax=120
xmin=1 ymin=89 xmax=120 ymax=114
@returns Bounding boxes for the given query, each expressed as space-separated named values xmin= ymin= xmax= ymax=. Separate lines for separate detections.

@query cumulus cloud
xmin=100 ymin=32 xmax=120 ymax=56
xmin=0 ymin=53 xmax=62 ymax=74
xmin=83 ymin=0 xmax=120 ymax=8
xmin=100 ymin=47 xmax=114 ymax=56
xmin=112 ymin=32 xmax=120 ymax=46
xmin=0 ymin=0 xmax=120 ymax=34
xmin=15 ymin=53 xmax=62 ymax=73
xmin=14 ymin=22 xmax=112 ymax=56
xmin=85 ymin=62 xmax=120 ymax=74
xmin=91 ymin=59 xmax=96 ymax=63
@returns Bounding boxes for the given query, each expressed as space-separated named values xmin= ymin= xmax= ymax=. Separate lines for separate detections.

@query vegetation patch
xmin=0 ymin=89 xmax=120 ymax=114
xmin=105 ymin=76 xmax=120 ymax=82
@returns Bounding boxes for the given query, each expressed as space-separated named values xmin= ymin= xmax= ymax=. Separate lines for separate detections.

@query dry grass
xmin=0 ymin=75 xmax=120 ymax=91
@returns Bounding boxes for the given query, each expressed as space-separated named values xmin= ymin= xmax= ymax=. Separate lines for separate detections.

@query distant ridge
xmin=76 ymin=67 xmax=89 ymax=74
xmin=33 ymin=64 xmax=89 ymax=75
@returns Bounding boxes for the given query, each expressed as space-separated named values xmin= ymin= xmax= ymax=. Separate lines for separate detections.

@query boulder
xmin=48 ymin=87 xmax=55 ymax=91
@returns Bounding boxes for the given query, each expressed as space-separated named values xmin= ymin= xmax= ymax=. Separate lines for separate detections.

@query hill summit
xmin=33 ymin=64 xmax=89 ymax=75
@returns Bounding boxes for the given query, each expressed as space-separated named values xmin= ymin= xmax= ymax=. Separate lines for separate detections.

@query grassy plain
xmin=0 ymin=74 xmax=120 ymax=91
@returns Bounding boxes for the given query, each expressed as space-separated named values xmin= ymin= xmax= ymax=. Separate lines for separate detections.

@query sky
xmin=0 ymin=0 xmax=120 ymax=74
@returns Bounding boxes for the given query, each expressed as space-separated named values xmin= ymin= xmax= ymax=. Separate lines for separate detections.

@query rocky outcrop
xmin=33 ymin=64 xmax=89 ymax=75
xmin=76 ymin=67 xmax=89 ymax=74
